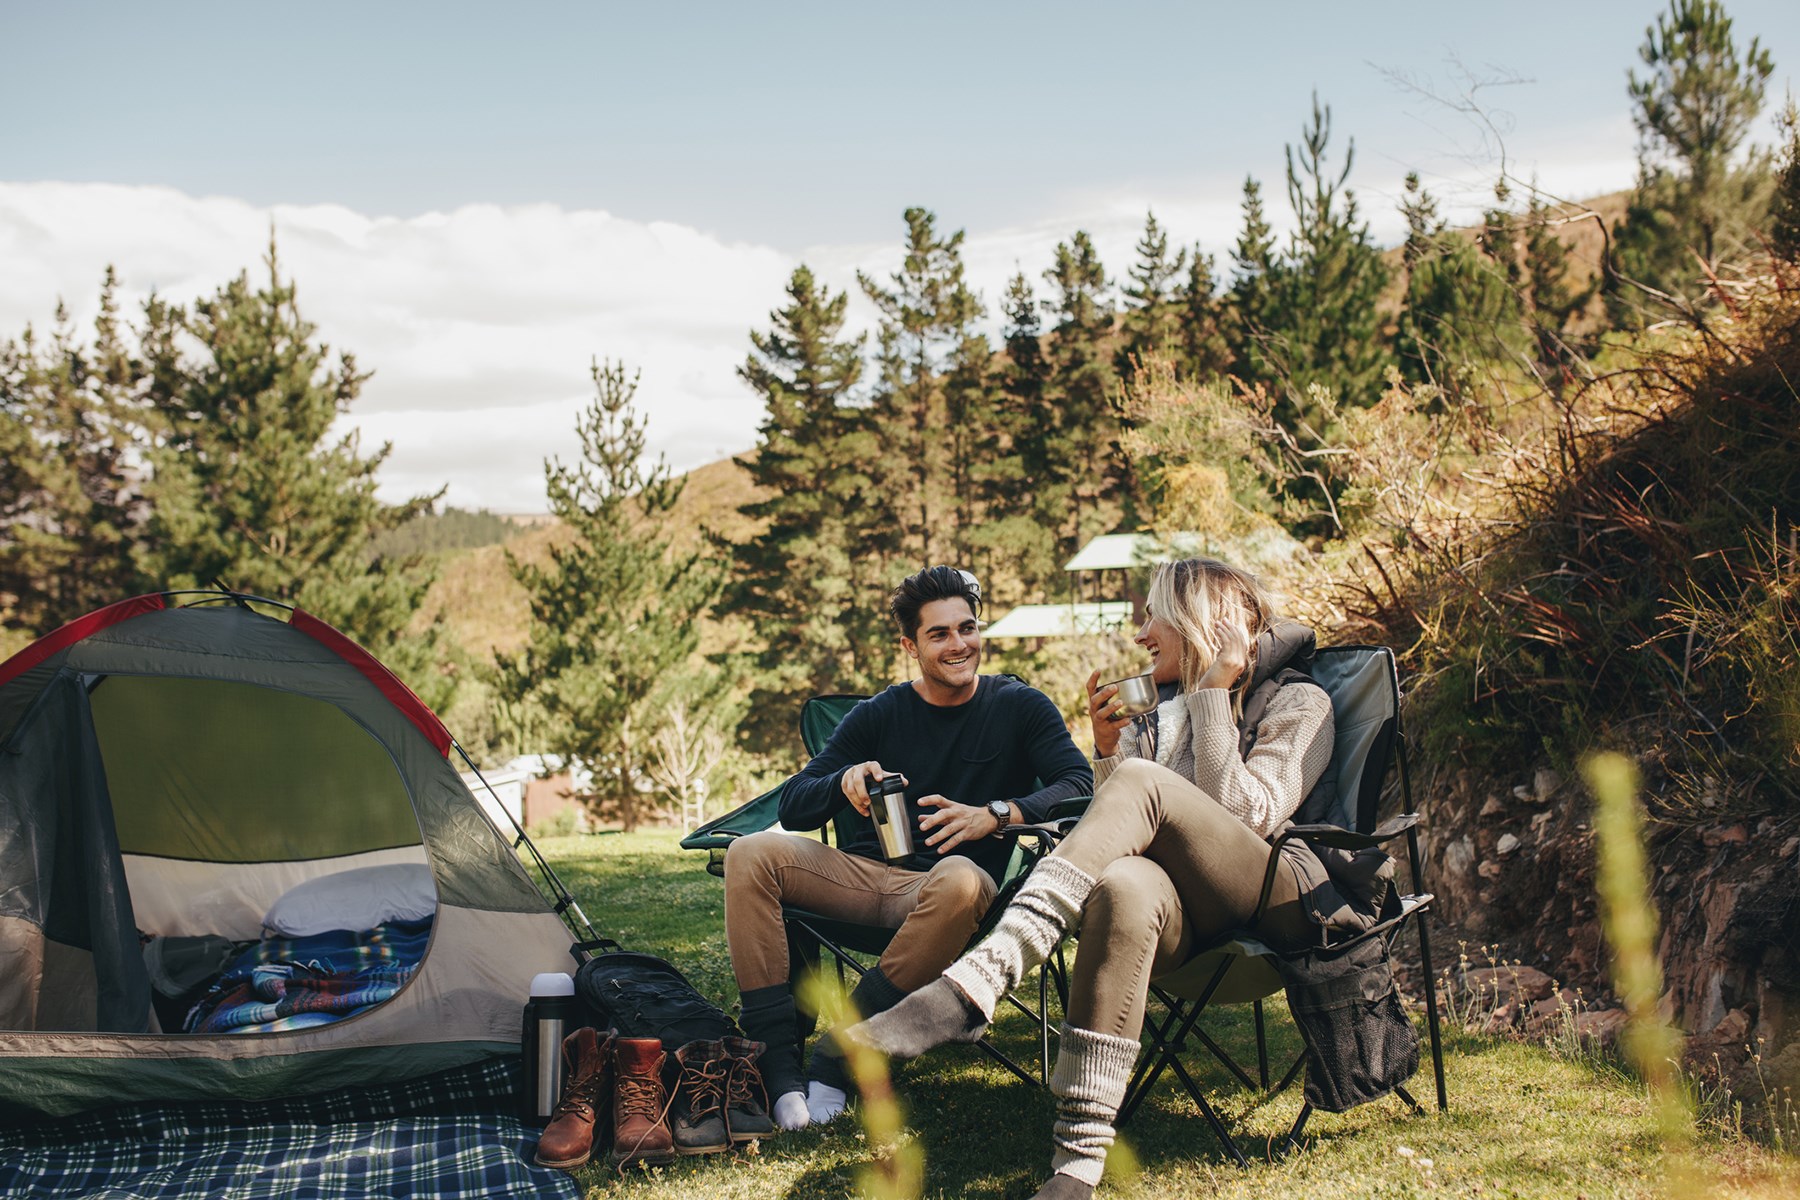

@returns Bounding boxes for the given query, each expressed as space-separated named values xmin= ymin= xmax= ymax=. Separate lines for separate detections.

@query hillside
xmin=417 ymin=452 xmax=766 ymax=661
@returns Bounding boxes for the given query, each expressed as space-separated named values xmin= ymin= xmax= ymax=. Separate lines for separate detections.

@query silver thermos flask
xmin=520 ymin=971 xmax=577 ymax=1125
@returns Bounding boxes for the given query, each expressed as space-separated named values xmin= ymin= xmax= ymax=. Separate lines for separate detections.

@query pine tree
xmin=858 ymin=208 xmax=982 ymax=568
xmin=1228 ymin=176 xmax=1281 ymax=384
xmin=1394 ymin=173 xmax=1519 ymax=397
xmin=502 ymin=360 xmax=719 ymax=830
xmin=1611 ymin=0 xmax=1776 ymax=320
xmin=1273 ymin=94 xmax=1392 ymax=428
xmin=968 ymin=272 xmax=1062 ymax=596
xmin=0 ymin=270 xmax=144 ymax=635
xmin=133 ymin=242 xmax=444 ymax=698
xmin=1177 ymin=245 xmax=1232 ymax=381
xmin=1117 ymin=210 xmax=1187 ymax=377
xmin=1774 ymin=99 xmax=1800 ymax=263
xmin=1041 ymin=231 xmax=1121 ymax=559
xmin=726 ymin=266 xmax=884 ymax=754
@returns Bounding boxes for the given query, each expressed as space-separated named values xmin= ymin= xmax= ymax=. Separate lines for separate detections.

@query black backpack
xmin=573 ymin=943 xmax=739 ymax=1049
xmin=1270 ymin=935 xmax=1419 ymax=1113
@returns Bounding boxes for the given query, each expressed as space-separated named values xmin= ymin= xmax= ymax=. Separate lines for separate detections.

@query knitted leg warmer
xmin=943 ymin=855 xmax=1095 ymax=1020
xmin=1046 ymin=1024 xmax=1140 ymax=1188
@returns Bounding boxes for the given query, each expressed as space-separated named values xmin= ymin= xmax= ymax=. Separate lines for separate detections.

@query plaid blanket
xmin=0 ymin=1058 xmax=580 ymax=1199
xmin=186 ymin=919 xmax=434 ymax=1034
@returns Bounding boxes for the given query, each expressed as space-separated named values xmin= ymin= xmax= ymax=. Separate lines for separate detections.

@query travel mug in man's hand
xmin=866 ymin=774 xmax=915 ymax=863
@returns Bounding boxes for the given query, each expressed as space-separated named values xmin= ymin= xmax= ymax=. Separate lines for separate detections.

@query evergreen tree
xmin=1176 ymin=245 xmax=1232 ymax=381
xmin=0 ymin=270 xmax=143 ymax=634
xmin=502 ymin=360 xmax=719 ymax=830
xmin=1483 ymin=186 xmax=1597 ymax=391
xmin=1117 ymin=210 xmax=1187 ymax=377
xmin=1774 ymin=99 xmax=1800 ymax=263
xmin=726 ymin=266 xmax=883 ymax=753
xmin=1272 ymin=94 xmax=1392 ymax=428
xmin=132 ymin=243 xmax=445 ymax=700
xmin=1394 ymin=173 xmax=1519 ymax=396
xmin=1611 ymin=0 xmax=1776 ymax=320
xmin=1228 ymin=176 xmax=1281 ymax=384
xmin=858 ymin=208 xmax=982 ymax=568
xmin=968 ymin=272 xmax=1062 ymax=596
xmin=1041 ymin=231 xmax=1121 ymax=558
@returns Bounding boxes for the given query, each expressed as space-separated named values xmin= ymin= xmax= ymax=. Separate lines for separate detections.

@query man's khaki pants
xmin=724 ymin=830 xmax=998 ymax=994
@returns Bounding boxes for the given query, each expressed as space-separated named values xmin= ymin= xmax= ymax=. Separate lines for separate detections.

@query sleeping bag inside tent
xmin=0 ymin=594 xmax=578 ymax=1118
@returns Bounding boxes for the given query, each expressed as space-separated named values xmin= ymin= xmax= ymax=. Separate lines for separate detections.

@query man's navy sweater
xmin=779 ymin=675 xmax=1092 ymax=882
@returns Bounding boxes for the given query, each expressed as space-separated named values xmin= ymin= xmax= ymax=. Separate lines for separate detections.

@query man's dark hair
xmin=889 ymin=565 xmax=982 ymax=640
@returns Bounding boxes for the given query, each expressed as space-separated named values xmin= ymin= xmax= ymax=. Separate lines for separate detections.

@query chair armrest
xmin=1046 ymin=796 xmax=1092 ymax=822
xmin=679 ymin=827 xmax=750 ymax=852
xmin=1269 ymin=814 xmax=1421 ymax=854
xmin=1001 ymin=825 xmax=1061 ymax=853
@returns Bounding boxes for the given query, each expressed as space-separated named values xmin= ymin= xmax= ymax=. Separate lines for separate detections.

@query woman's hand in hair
xmin=1195 ymin=619 xmax=1251 ymax=692
xmin=1086 ymin=670 xmax=1128 ymax=758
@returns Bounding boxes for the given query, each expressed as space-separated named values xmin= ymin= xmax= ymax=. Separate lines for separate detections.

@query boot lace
xmin=551 ymin=1064 xmax=606 ymax=1120
xmin=615 ymin=1070 xmax=666 ymax=1120
xmin=680 ymin=1056 xmax=729 ymax=1122
xmin=726 ymin=1052 xmax=768 ymax=1112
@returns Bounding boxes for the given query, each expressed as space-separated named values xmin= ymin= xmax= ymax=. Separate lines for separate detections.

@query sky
xmin=4 ymin=1 xmax=1798 ymax=513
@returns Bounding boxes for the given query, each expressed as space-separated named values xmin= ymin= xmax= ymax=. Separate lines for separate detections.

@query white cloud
xmin=1 ymin=141 xmax=1638 ymax=513
xmin=0 ymin=183 xmax=796 ymax=513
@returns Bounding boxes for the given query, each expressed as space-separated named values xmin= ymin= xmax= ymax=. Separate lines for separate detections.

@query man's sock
xmin=772 ymin=1090 xmax=810 ymax=1131
xmin=805 ymin=1079 xmax=849 ymax=1123
xmin=737 ymin=983 xmax=807 ymax=1101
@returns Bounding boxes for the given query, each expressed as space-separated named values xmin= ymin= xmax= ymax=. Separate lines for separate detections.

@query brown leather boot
xmin=671 ymin=1040 xmax=731 ymax=1156
xmin=610 ymin=1037 xmax=676 ymax=1166
xmin=721 ymin=1036 xmax=775 ymax=1142
xmin=534 ymin=1026 xmax=616 ymax=1170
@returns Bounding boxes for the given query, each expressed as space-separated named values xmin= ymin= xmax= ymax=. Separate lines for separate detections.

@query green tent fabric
xmin=0 ymin=593 xmax=580 ymax=1118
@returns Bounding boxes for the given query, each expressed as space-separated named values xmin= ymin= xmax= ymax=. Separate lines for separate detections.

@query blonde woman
xmin=847 ymin=558 xmax=1336 ymax=1200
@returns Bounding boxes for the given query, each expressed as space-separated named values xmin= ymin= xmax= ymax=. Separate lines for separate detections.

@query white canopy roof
xmin=983 ymin=602 xmax=1134 ymax=639
xmin=1062 ymin=532 xmax=1205 ymax=572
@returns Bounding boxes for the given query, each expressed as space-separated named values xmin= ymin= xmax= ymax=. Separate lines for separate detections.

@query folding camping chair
xmin=1114 ymin=645 xmax=1448 ymax=1165
xmin=682 ymin=691 xmax=1075 ymax=1085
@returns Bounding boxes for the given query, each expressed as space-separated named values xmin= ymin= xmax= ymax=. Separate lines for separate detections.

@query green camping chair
xmin=682 ymin=691 xmax=1075 ymax=1085
xmin=1113 ymin=645 xmax=1448 ymax=1165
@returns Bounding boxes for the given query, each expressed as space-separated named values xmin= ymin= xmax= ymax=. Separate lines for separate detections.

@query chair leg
xmin=1253 ymin=999 xmax=1269 ymax=1090
xmin=1415 ymin=910 xmax=1449 ymax=1111
xmin=1278 ymin=1103 xmax=1312 ymax=1159
xmin=1167 ymin=1050 xmax=1249 ymax=1168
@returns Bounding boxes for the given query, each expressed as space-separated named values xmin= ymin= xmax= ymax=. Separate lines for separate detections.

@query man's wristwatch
xmin=986 ymin=800 xmax=1012 ymax=836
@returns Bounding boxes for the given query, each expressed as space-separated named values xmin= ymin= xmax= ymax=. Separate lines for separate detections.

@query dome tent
xmin=0 ymin=591 xmax=583 ymax=1118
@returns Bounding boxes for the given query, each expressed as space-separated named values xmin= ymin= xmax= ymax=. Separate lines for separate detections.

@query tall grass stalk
xmin=1585 ymin=750 xmax=1701 ymax=1192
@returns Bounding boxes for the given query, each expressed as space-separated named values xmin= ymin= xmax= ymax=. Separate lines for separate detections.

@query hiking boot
xmin=534 ymin=1026 xmax=616 ymax=1170
xmin=721 ymin=1035 xmax=775 ymax=1142
xmin=610 ymin=1037 xmax=676 ymax=1166
xmin=671 ymin=1040 xmax=731 ymax=1156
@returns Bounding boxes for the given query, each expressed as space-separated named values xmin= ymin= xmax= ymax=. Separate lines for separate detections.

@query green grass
xmin=533 ymin=832 xmax=1797 ymax=1199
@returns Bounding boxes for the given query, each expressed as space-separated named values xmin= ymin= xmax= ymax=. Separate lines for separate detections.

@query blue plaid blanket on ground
xmin=0 ymin=1058 xmax=579 ymax=1199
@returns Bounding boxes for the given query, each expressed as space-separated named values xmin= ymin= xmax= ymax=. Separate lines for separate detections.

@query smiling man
xmin=723 ymin=565 xmax=1092 ymax=1130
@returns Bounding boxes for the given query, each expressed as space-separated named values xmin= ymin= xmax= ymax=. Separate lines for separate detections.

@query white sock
xmin=772 ymin=1089 xmax=810 ymax=1131
xmin=805 ymin=1079 xmax=848 ymax=1123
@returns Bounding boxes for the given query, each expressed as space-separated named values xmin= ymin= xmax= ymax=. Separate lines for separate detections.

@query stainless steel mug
xmin=866 ymin=773 xmax=915 ymax=863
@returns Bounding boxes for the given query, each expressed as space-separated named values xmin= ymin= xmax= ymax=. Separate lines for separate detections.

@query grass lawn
xmin=533 ymin=831 xmax=1798 ymax=1199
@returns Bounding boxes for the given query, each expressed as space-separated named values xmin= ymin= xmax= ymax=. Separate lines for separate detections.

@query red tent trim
xmin=0 ymin=593 xmax=168 ymax=689
xmin=290 ymin=609 xmax=455 ymax=758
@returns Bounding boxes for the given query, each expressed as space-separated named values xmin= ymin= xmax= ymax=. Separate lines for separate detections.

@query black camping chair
xmin=682 ymin=691 xmax=1076 ymax=1085
xmin=1114 ymin=645 xmax=1448 ymax=1165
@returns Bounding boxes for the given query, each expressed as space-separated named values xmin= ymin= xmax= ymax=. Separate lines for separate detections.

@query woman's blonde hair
xmin=1144 ymin=557 xmax=1277 ymax=705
